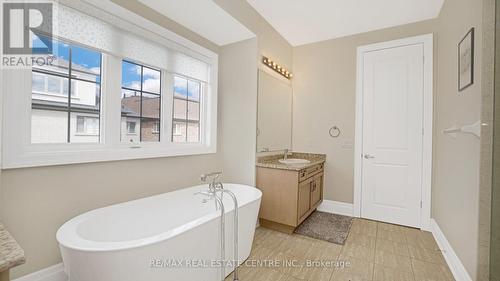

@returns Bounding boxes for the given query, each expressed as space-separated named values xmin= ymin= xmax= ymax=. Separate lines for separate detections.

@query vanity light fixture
xmin=262 ymin=56 xmax=293 ymax=79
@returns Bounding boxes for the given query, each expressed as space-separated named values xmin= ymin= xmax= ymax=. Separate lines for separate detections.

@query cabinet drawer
xmin=299 ymin=163 xmax=324 ymax=182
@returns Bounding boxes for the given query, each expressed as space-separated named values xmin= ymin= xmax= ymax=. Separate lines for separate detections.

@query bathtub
xmin=56 ymin=183 xmax=262 ymax=281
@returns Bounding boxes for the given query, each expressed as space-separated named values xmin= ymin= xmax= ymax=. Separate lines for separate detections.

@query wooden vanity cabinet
xmin=256 ymin=163 xmax=324 ymax=234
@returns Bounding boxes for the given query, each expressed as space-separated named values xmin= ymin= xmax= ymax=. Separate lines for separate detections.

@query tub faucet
xmin=201 ymin=171 xmax=223 ymax=192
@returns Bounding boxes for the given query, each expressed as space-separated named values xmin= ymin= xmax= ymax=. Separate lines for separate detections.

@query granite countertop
xmin=0 ymin=222 xmax=25 ymax=272
xmin=256 ymin=152 xmax=326 ymax=171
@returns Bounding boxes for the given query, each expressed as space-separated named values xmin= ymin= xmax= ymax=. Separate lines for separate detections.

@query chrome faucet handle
xmin=200 ymin=171 xmax=222 ymax=182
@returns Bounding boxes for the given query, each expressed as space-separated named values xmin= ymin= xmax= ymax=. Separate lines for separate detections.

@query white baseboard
xmin=430 ymin=219 xmax=473 ymax=281
xmin=13 ymin=263 xmax=66 ymax=281
xmin=317 ymin=200 xmax=354 ymax=217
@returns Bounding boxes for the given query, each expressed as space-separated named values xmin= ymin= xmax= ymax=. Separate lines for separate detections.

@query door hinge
xmin=422 ymin=128 xmax=424 ymax=135
xmin=420 ymin=201 xmax=423 ymax=208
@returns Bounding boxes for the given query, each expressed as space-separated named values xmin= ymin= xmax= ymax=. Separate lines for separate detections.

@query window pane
xmin=86 ymin=117 xmax=99 ymax=134
xmin=187 ymin=122 xmax=200 ymax=143
xmin=141 ymin=119 xmax=160 ymax=142
xmin=70 ymin=113 xmax=99 ymax=143
xmin=121 ymin=60 xmax=162 ymax=143
xmin=174 ymin=76 xmax=188 ymax=98
xmin=187 ymin=101 xmax=200 ymax=121
xmin=32 ymin=34 xmax=70 ymax=75
xmin=188 ymin=80 xmax=200 ymax=101
xmin=76 ymin=116 xmax=85 ymax=133
xmin=30 ymin=37 xmax=103 ymax=144
xmin=71 ymin=80 xmax=100 ymax=109
xmin=121 ymin=117 xmax=140 ymax=143
xmin=32 ymin=73 xmax=45 ymax=92
xmin=173 ymin=98 xmax=187 ymax=120
xmin=121 ymin=89 xmax=141 ymax=118
xmin=172 ymin=121 xmax=187 ymax=143
xmin=127 ymin=121 xmax=137 ymax=134
xmin=71 ymin=44 xmax=102 ymax=77
xmin=141 ymin=93 xmax=160 ymax=119
xmin=122 ymin=61 xmax=141 ymax=90
xmin=142 ymin=67 xmax=161 ymax=94
xmin=47 ymin=76 xmax=62 ymax=94
xmin=63 ymin=80 xmax=78 ymax=97
xmin=32 ymin=76 xmax=69 ymax=105
xmin=31 ymin=109 xmax=68 ymax=143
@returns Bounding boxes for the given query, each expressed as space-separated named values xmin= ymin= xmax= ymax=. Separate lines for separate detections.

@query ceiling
xmin=138 ymin=0 xmax=255 ymax=46
xmin=246 ymin=0 xmax=445 ymax=46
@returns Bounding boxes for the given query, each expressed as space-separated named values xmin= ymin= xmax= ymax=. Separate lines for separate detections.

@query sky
xmin=33 ymin=34 xmax=101 ymax=74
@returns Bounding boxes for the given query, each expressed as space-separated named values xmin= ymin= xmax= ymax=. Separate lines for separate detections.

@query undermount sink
xmin=278 ymin=158 xmax=311 ymax=165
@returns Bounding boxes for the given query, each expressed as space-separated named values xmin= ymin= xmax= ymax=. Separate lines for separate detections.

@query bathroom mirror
xmin=256 ymin=70 xmax=292 ymax=152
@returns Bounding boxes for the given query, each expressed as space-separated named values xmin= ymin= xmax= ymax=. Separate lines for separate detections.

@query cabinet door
xmin=298 ymin=179 xmax=312 ymax=221
xmin=310 ymin=173 xmax=323 ymax=208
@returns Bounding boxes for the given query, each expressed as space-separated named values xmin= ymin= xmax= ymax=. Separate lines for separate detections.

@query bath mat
xmin=294 ymin=211 xmax=353 ymax=245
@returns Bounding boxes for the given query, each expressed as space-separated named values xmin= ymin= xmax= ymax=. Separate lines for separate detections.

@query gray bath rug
xmin=294 ymin=211 xmax=353 ymax=245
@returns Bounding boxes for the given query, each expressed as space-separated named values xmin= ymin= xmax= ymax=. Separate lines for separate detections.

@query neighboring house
xmin=120 ymin=94 xmax=160 ymax=143
xmin=31 ymin=57 xmax=101 ymax=143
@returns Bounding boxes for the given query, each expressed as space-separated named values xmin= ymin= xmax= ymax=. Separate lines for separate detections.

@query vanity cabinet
xmin=256 ymin=163 xmax=324 ymax=234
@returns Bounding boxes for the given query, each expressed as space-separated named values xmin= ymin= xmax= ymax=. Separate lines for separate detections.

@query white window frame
xmin=1 ymin=1 xmax=218 ymax=169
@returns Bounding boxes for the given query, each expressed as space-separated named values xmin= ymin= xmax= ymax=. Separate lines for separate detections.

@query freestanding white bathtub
xmin=57 ymin=184 xmax=262 ymax=281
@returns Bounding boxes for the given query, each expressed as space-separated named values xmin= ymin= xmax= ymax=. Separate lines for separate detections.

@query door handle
xmin=363 ymin=154 xmax=375 ymax=159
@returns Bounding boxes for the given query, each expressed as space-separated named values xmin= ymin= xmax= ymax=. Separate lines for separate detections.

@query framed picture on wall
xmin=458 ymin=27 xmax=475 ymax=91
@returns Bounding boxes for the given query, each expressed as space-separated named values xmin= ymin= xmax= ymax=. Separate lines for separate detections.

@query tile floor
xmin=228 ymin=219 xmax=454 ymax=281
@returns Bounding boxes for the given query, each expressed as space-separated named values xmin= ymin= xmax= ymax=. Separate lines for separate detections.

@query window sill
xmin=1 ymin=143 xmax=217 ymax=169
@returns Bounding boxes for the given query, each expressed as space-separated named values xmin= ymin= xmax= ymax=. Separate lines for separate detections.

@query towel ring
xmin=329 ymin=126 xmax=341 ymax=138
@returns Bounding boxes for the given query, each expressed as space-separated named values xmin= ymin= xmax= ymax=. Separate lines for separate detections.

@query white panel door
xmin=361 ymin=44 xmax=424 ymax=228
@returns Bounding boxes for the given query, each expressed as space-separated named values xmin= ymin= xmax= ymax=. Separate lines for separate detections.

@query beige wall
xmin=218 ymin=38 xmax=259 ymax=185
xmin=477 ymin=0 xmax=495 ymax=279
xmin=491 ymin=1 xmax=500 ymax=278
xmin=433 ymin=0 xmax=484 ymax=278
xmin=292 ymin=20 xmax=436 ymax=203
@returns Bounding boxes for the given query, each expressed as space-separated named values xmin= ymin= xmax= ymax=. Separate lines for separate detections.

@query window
xmin=31 ymin=35 xmax=102 ymax=144
xmin=121 ymin=61 xmax=161 ymax=143
xmin=172 ymin=76 xmax=201 ymax=143
xmin=126 ymin=121 xmax=137 ymax=134
xmin=152 ymin=122 xmax=160 ymax=134
xmin=32 ymin=73 xmax=76 ymax=97
xmin=76 ymin=116 xmax=99 ymax=135
xmin=2 ymin=2 xmax=218 ymax=169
